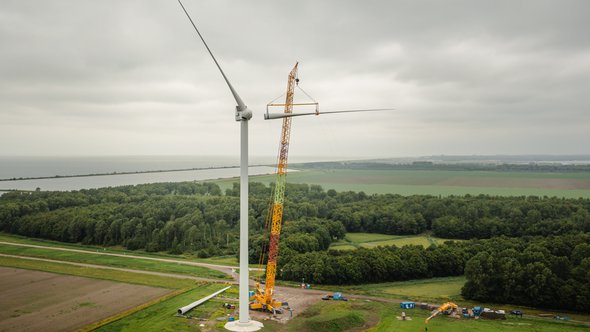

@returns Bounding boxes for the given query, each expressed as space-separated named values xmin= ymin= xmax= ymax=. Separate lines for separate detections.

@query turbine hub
xmin=236 ymin=106 xmax=253 ymax=121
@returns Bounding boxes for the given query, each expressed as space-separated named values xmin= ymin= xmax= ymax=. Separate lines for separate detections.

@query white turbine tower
xmin=177 ymin=1 xmax=262 ymax=331
xmin=177 ymin=3 xmax=395 ymax=330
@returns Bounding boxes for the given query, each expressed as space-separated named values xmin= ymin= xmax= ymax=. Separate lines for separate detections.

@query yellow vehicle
xmin=425 ymin=302 xmax=459 ymax=324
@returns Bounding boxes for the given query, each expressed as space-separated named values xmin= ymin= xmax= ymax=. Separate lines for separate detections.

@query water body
xmin=0 ymin=155 xmax=267 ymax=179
xmin=0 ymin=156 xmax=280 ymax=192
xmin=0 ymin=166 xmax=276 ymax=192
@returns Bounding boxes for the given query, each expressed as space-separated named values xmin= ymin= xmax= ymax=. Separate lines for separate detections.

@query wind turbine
xmin=178 ymin=1 xmax=395 ymax=328
xmin=177 ymin=1 xmax=262 ymax=331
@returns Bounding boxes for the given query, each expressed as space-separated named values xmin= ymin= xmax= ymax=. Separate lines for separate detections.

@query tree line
xmin=1 ymin=181 xmax=589 ymax=311
xmin=461 ymin=234 xmax=590 ymax=312
xmin=330 ymin=194 xmax=590 ymax=239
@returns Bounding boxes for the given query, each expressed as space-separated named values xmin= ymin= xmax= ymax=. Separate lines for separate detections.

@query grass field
xmin=339 ymin=276 xmax=466 ymax=302
xmin=0 ymin=243 xmax=231 ymax=280
xmin=214 ymin=169 xmax=590 ymax=198
xmin=330 ymin=232 xmax=454 ymax=250
xmin=0 ymin=255 xmax=196 ymax=289
xmin=94 ymin=285 xmax=236 ymax=332
xmin=272 ymin=300 xmax=371 ymax=332
xmin=0 ymin=232 xmax=258 ymax=268
xmin=259 ymin=299 xmax=590 ymax=332
xmin=365 ymin=301 xmax=590 ymax=332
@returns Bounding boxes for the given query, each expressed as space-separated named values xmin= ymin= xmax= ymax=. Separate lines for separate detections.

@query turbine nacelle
xmin=236 ymin=106 xmax=253 ymax=121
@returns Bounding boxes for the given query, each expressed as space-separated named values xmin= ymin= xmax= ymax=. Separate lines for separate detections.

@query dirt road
xmin=0 ymin=241 xmax=263 ymax=276
xmin=0 ymin=253 xmax=235 ymax=284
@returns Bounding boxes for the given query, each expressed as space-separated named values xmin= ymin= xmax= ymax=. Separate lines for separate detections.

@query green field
xmin=258 ymin=299 xmax=590 ymax=332
xmin=4 ymin=247 xmax=589 ymax=331
xmin=215 ymin=169 xmax=590 ymax=198
xmin=0 ymin=255 xmax=196 ymax=289
xmin=0 ymin=232 xmax=260 ymax=269
xmin=94 ymin=285 xmax=236 ymax=332
xmin=340 ymin=276 xmax=467 ymax=302
xmin=330 ymin=232 xmax=454 ymax=250
xmin=364 ymin=301 xmax=590 ymax=332
xmin=0 ymin=243 xmax=230 ymax=280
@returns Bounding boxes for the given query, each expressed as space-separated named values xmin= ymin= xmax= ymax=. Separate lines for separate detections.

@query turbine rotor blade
xmin=264 ymin=108 xmax=395 ymax=120
xmin=178 ymin=0 xmax=247 ymax=111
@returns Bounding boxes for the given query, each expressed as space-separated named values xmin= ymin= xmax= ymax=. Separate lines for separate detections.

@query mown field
xmin=329 ymin=232 xmax=454 ymax=250
xmin=0 ymin=243 xmax=230 ymax=280
xmin=94 ymin=285 xmax=237 ymax=332
xmin=2 ymin=234 xmax=590 ymax=331
xmin=215 ymin=169 xmax=590 ymax=198
xmin=0 ymin=232 xmax=252 ymax=268
xmin=261 ymin=299 xmax=590 ymax=332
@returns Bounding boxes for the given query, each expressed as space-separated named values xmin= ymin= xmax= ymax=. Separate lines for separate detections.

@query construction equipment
xmin=424 ymin=302 xmax=459 ymax=324
xmin=249 ymin=63 xmax=394 ymax=314
xmin=321 ymin=292 xmax=348 ymax=301
xmin=249 ymin=63 xmax=316 ymax=314
xmin=222 ymin=303 xmax=236 ymax=310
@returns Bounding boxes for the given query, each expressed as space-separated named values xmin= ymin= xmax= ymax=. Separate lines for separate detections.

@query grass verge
xmin=0 ymin=255 xmax=196 ymax=289
xmin=0 ymin=243 xmax=230 ymax=280
xmin=93 ymin=284 xmax=235 ymax=332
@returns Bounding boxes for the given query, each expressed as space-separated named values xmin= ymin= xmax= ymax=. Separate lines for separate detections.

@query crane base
xmin=224 ymin=320 xmax=263 ymax=331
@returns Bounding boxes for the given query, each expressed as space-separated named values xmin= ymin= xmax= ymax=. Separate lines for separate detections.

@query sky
xmin=1 ymin=0 xmax=589 ymax=160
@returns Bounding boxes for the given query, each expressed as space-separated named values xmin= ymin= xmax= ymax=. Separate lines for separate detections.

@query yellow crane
xmin=249 ymin=63 xmax=316 ymax=314
xmin=425 ymin=302 xmax=459 ymax=324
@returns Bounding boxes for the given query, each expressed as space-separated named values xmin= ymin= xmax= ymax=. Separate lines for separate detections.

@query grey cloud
xmin=1 ymin=0 xmax=589 ymax=157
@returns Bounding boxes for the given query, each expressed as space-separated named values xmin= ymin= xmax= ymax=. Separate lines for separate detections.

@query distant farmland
xmin=216 ymin=169 xmax=590 ymax=198
xmin=330 ymin=232 xmax=454 ymax=251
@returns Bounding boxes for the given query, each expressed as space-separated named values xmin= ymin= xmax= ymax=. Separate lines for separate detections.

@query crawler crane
xmin=249 ymin=63 xmax=317 ymax=314
xmin=249 ymin=63 xmax=392 ymax=314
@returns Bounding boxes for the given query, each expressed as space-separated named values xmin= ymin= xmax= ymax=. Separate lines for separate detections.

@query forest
xmin=1 ymin=181 xmax=589 ymax=311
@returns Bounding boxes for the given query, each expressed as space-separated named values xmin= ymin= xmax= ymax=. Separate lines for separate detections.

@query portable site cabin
xmin=400 ymin=301 xmax=416 ymax=309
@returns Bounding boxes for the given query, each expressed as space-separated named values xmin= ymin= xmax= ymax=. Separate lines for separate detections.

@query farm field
xmin=3 ymin=249 xmax=589 ymax=331
xmin=0 ymin=243 xmax=231 ymax=280
xmin=215 ymin=169 xmax=590 ymax=198
xmin=94 ymin=284 xmax=238 ymax=332
xmin=0 ymin=232 xmax=241 ymax=266
xmin=0 ymin=267 xmax=170 ymax=332
xmin=0 ymin=254 xmax=198 ymax=289
xmin=329 ymin=232 xmax=454 ymax=250
xmin=0 ymin=232 xmax=262 ymax=271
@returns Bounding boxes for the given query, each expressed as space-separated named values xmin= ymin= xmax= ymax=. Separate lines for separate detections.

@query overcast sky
xmin=1 ymin=0 xmax=589 ymax=160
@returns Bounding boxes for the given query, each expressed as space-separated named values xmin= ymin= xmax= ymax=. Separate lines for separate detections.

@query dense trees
xmin=461 ymin=234 xmax=590 ymax=312
xmin=1 ymin=181 xmax=590 ymax=312
xmin=328 ymin=194 xmax=589 ymax=239
xmin=3 ymin=182 xmax=589 ymax=249
xmin=280 ymin=243 xmax=469 ymax=284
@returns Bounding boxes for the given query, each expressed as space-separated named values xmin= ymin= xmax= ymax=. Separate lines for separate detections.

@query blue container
xmin=228 ymin=317 xmax=235 ymax=322
xmin=400 ymin=302 xmax=416 ymax=309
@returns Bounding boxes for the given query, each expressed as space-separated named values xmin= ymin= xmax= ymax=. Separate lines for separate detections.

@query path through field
xmin=0 ymin=241 xmax=263 ymax=276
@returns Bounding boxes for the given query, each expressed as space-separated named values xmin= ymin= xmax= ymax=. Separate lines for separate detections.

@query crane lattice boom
xmin=250 ymin=63 xmax=301 ymax=313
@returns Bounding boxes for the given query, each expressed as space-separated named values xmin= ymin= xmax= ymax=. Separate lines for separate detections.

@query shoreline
xmin=0 ymin=164 xmax=273 ymax=182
